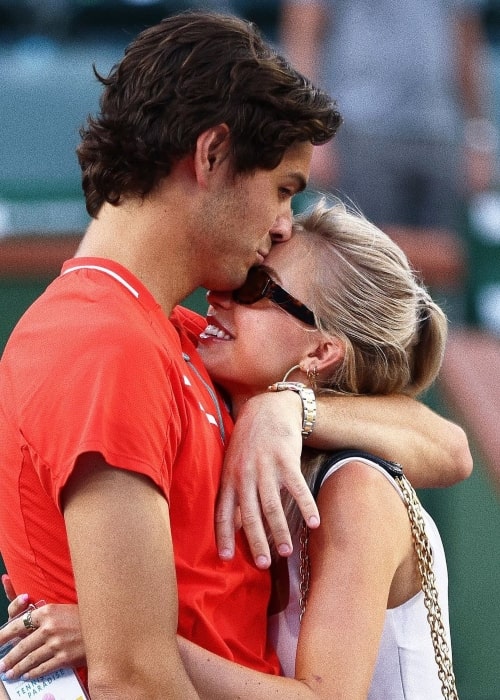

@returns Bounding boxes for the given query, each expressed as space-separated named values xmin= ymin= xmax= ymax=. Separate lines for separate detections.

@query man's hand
xmin=215 ymin=391 xmax=320 ymax=569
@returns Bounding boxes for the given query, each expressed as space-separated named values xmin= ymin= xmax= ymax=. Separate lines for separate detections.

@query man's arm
xmin=62 ymin=453 xmax=199 ymax=700
xmin=215 ymin=392 xmax=472 ymax=568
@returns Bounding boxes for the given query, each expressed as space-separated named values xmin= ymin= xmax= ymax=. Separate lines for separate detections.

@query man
xmin=0 ymin=10 xmax=471 ymax=699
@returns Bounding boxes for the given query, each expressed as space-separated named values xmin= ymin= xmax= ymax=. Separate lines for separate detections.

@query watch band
xmin=267 ymin=381 xmax=317 ymax=439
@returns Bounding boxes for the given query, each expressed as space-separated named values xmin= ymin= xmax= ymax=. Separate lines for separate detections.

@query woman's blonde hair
xmin=283 ymin=198 xmax=448 ymax=536
xmin=295 ymin=198 xmax=447 ymax=398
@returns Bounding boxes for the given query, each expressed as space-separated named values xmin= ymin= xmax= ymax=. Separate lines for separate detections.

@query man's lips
xmin=257 ymin=246 xmax=270 ymax=264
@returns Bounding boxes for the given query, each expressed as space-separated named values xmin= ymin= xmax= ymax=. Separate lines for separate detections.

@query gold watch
xmin=267 ymin=381 xmax=317 ymax=439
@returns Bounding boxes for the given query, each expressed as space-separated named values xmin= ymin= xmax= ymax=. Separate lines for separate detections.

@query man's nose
xmin=270 ymin=211 xmax=293 ymax=242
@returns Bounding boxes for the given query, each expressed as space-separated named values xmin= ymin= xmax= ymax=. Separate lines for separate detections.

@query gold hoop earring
xmin=282 ymin=365 xmax=301 ymax=381
xmin=307 ymin=366 xmax=319 ymax=390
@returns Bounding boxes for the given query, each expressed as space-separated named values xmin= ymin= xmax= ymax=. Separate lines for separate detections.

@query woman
xmin=0 ymin=200 xmax=454 ymax=698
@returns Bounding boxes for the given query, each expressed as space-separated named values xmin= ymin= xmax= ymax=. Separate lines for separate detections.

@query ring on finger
xmin=22 ymin=609 xmax=37 ymax=632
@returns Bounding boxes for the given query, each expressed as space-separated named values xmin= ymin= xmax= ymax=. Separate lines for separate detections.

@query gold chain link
xmin=299 ymin=473 xmax=459 ymax=698
xmin=299 ymin=521 xmax=310 ymax=623
xmin=395 ymin=474 xmax=459 ymax=699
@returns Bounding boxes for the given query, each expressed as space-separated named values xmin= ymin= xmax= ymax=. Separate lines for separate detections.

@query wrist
xmin=267 ymin=381 xmax=317 ymax=439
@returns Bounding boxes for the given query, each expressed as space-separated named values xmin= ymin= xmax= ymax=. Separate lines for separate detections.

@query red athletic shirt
xmin=0 ymin=258 xmax=279 ymax=675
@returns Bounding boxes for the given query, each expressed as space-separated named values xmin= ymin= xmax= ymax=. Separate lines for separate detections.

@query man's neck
xmin=76 ymin=200 xmax=198 ymax=315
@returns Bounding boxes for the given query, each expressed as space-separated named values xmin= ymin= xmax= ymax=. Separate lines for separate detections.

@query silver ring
xmin=22 ymin=609 xmax=37 ymax=631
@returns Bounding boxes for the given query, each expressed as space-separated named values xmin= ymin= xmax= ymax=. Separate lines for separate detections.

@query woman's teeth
xmin=200 ymin=324 xmax=232 ymax=340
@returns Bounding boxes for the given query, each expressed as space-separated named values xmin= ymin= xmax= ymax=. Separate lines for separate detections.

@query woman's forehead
xmin=267 ymin=234 xmax=315 ymax=277
xmin=266 ymin=235 xmax=317 ymax=303
xmin=267 ymin=232 xmax=310 ymax=266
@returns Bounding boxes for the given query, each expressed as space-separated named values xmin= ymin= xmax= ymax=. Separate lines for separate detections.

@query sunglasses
xmin=232 ymin=266 xmax=316 ymax=327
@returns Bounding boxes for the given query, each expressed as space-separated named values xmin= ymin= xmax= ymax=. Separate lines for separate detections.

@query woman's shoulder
xmin=314 ymin=450 xmax=404 ymax=498
xmin=313 ymin=451 xmax=412 ymax=561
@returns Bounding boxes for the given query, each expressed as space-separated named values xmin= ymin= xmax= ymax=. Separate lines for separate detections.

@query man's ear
xmin=194 ymin=124 xmax=231 ymax=187
xmin=300 ymin=336 xmax=345 ymax=377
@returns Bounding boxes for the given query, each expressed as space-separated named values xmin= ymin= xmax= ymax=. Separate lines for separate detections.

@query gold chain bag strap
xmin=299 ymin=450 xmax=459 ymax=699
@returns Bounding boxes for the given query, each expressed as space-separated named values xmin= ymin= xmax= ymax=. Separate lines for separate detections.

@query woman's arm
xmin=178 ymin=638 xmax=311 ymax=699
xmin=0 ymin=599 xmax=309 ymax=698
xmin=295 ymin=461 xmax=413 ymax=698
xmin=0 ymin=465 xmax=410 ymax=699
xmin=312 ymin=393 xmax=473 ymax=487
xmin=184 ymin=461 xmax=410 ymax=699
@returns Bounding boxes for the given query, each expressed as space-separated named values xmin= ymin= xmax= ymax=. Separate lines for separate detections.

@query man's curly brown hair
xmin=77 ymin=11 xmax=342 ymax=217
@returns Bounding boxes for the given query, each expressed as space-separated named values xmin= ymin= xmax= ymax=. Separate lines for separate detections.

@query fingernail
xmin=256 ymin=555 xmax=269 ymax=569
xmin=278 ymin=543 xmax=292 ymax=556
xmin=4 ymin=670 xmax=14 ymax=680
xmin=19 ymin=593 xmax=29 ymax=603
xmin=308 ymin=515 xmax=320 ymax=528
xmin=219 ymin=548 xmax=233 ymax=560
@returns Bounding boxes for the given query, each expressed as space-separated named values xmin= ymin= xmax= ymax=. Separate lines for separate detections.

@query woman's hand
xmin=2 ymin=574 xmax=17 ymax=604
xmin=0 ymin=594 xmax=85 ymax=680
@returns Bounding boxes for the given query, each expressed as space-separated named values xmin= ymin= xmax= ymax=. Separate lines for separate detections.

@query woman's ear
xmin=300 ymin=336 xmax=344 ymax=377
xmin=194 ymin=124 xmax=231 ymax=187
